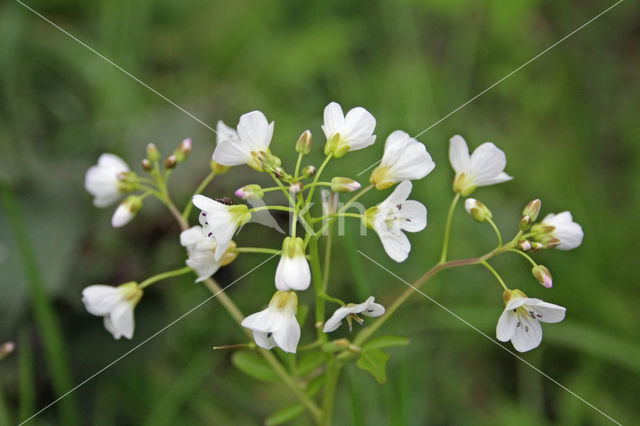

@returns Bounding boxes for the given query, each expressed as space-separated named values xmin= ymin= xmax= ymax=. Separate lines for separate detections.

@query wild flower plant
xmin=83 ymin=102 xmax=583 ymax=424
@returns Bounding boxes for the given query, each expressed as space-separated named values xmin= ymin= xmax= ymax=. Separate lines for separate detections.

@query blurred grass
xmin=1 ymin=0 xmax=639 ymax=424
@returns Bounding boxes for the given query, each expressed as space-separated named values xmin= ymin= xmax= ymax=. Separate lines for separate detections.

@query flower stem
xmin=504 ymin=247 xmax=538 ymax=267
xmin=308 ymin=237 xmax=326 ymax=342
xmin=294 ymin=152 xmax=304 ymax=178
xmin=231 ymin=247 xmax=281 ymax=255
xmin=480 ymin=260 xmax=509 ymax=290
xmin=439 ymin=193 xmax=461 ymax=264
xmin=139 ymin=266 xmax=193 ymax=289
xmin=320 ymin=360 xmax=343 ymax=426
xmin=249 ymin=205 xmax=296 ymax=213
xmin=322 ymin=225 xmax=333 ymax=293
xmin=305 ymin=154 xmax=333 ymax=206
xmin=487 ymin=218 xmax=503 ymax=247
xmin=181 ymin=171 xmax=216 ymax=220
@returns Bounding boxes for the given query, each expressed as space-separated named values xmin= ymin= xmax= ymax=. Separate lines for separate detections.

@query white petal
xmin=390 ymin=142 xmax=436 ymax=182
xmin=111 ymin=203 xmax=134 ymax=228
xmin=323 ymin=306 xmax=351 ymax=332
xmin=241 ymin=309 xmax=270 ymax=332
xmin=496 ymin=310 xmax=517 ymax=342
xmin=237 ymin=111 xmax=273 ymax=151
xmin=216 ymin=120 xmax=239 ymax=145
xmin=98 ymin=153 xmax=129 ymax=172
xmin=103 ymin=316 xmax=121 ymax=339
xmin=321 ymin=102 xmax=345 ymax=139
xmin=385 ymin=180 xmax=412 ymax=205
xmin=252 ymin=331 xmax=276 ymax=350
xmin=361 ymin=297 xmax=385 ymax=317
xmin=272 ymin=316 xmax=301 ymax=353
xmin=212 ymin=140 xmax=252 ymax=166
xmin=377 ymin=228 xmax=411 ymax=263
xmin=180 ymin=226 xmax=205 ymax=248
xmin=504 ymin=297 xmax=529 ymax=311
xmin=468 ymin=142 xmax=508 ymax=186
xmin=342 ymin=107 xmax=376 ymax=150
xmin=474 ymin=171 xmax=513 ymax=186
xmin=192 ymin=195 xmax=226 ymax=213
xmin=527 ymin=300 xmax=566 ymax=324
xmin=511 ymin=314 xmax=543 ymax=352
xmin=82 ymin=285 xmax=122 ymax=316
xmin=275 ymin=255 xmax=311 ymax=291
xmin=106 ymin=302 xmax=135 ymax=340
xmin=448 ymin=135 xmax=470 ymax=173
xmin=397 ymin=200 xmax=427 ymax=233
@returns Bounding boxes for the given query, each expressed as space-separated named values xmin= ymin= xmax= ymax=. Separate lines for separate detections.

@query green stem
xmin=139 ymin=266 xmax=193 ymax=289
xmin=487 ymin=218 xmax=503 ymax=247
xmin=294 ymin=152 xmax=304 ymax=178
xmin=249 ymin=205 xmax=295 ymax=213
xmin=232 ymin=247 xmax=281 ymax=255
xmin=322 ymin=224 xmax=333 ymax=293
xmin=439 ymin=193 xmax=461 ymax=264
xmin=182 ymin=171 xmax=216 ymax=220
xmin=306 ymin=154 xmax=333 ymax=205
xmin=320 ymin=360 xmax=343 ymax=426
xmin=311 ymin=213 xmax=362 ymax=223
xmin=312 ymin=185 xmax=373 ymax=237
xmin=504 ymin=248 xmax=538 ymax=267
xmin=302 ymin=182 xmax=332 ymax=190
xmin=308 ymin=237 xmax=326 ymax=342
xmin=320 ymin=292 xmax=344 ymax=306
xmin=480 ymin=260 xmax=509 ymax=290
xmin=269 ymin=173 xmax=296 ymax=206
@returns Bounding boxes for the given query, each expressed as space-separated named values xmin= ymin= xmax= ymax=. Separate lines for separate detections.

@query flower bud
xmin=532 ymin=265 xmax=553 ymax=288
xmin=289 ymin=182 xmax=303 ymax=195
xmin=112 ymin=196 xmax=142 ymax=228
xmin=235 ymin=184 xmax=264 ymax=200
xmin=296 ymin=130 xmax=312 ymax=155
xmin=302 ymin=165 xmax=316 ymax=179
xmin=522 ymin=199 xmax=541 ymax=222
xmin=256 ymin=151 xmax=283 ymax=173
xmin=141 ymin=159 xmax=152 ymax=171
xmin=520 ymin=215 xmax=532 ymax=231
xmin=165 ymin=155 xmax=177 ymax=169
xmin=115 ymin=171 xmax=138 ymax=193
xmin=464 ymin=198 xmax=492 ymax=222
xmin=531 ymin=242 xmax=544 ymax=251
xmin=174 ymin=138 xmax=192 ymax=162
xmin=330 ymin=177 xmax=361 ymax=193
xmin=210 ymin=160 xmax=230 ymax=175
xmin=274 ymin=166 xmax=291 ymax=180
xmin=518 ymin=239 xmax=532 ymax=251
xmin=0 ymin=342 xmax=15 ymax=360
xmin=321 ymin=190 xmax=338 ymax=216
xmin=146 ymin=143 xmax=160 ymax=162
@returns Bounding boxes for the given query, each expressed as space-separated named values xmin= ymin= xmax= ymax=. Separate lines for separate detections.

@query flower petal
xmin=82 ymin=285 xmax=122 ymax=316
xmin=342 ymin=107 xmax=376 ymax=150
xmin=527 ymin=300 xmax=566 ymax=323
xmin=237 ymin=111 xmax=273 ymax=151
xmin=272 ymin=316 xmax=301 ymax=353
xmin=321 ymin=102 xmax=345 ymax=139
xmin=496 ymin=310 xmax=517 ymax=342
xmin=467 ymin=142 xmax=508 ymax=186
xmin=510 ymin=314 xmax=542 ymax=352
xmin=106 ymin=302 xmax=135 ymax=340
xmin=397 ymin=200 xmax=427 ymax=233
xmin=449 ymin=135 xmax=470 ymax=173
xmin=377 ymin=228 xmax=411 ymax=263
xmin=216 ymin=120 xmax=239 ymax=145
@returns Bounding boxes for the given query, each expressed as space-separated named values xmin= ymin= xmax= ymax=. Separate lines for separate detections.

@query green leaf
xmin=356 ymin=349 xmax=390 ymax=384
xmin=231 ymin=351 xmax=281 ymax=382
xmin=265 ymin=403 xmax=305 ymax=425
xmin=297 ymin=304 xmax=309 ymax=329
xmin=297 ymin=352 xmax=327 ymax=376
xmin=362 ymin=336 xmax=410 ymax=351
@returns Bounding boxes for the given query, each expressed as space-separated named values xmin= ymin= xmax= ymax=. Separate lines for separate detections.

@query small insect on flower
xmin=215 ymin=197 xmax=234 ymax=206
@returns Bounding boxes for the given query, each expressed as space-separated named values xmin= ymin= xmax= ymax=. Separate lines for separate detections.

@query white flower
xmin=111 ymin=196 xmax=142 ymax=228
xmin=496 ymin=289 xmax=565 ymax=352
xmin=449 ymin=135 xmax=512 ymax=196
xmin=192 ymin=195 xmax=252 ymax=261
xmin=211 ymin=111 xmax=275 ymax=171
xmin=370 ymin=130 xmax=436 ymax=190
xmin=535 ymin=211 xmax=584 ymax=250
xmin=364 ymin=180 xmax=427 ymax=262
xmin=180 ymin=226 xmax=237 ymax=282
xmin=322 ymin=102 xmax=376 ymax=158
xmin=275 ymin=237 xmax=310 ymax=291
xmin=82 ymin=282 xmax=143 ymax=340
xmin=323 ymin=297 xmax=385 ymax=333
xmin=241 ymin=291 xmax=300 ymax=353
xmin=85 ymin=153 xmax=131 ymax=207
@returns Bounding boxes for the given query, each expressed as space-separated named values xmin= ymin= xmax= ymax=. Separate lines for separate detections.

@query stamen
xmin=208 ymin=232 xmax=213 ymax=237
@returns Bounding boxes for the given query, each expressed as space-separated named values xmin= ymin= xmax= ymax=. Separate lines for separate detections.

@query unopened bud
xmin=112 ymin=196 xmax=142 ymax=228
xmin=522 ymin=199 xmax=541 ymax=222
xmin=116 ymin=171 xmax=138 ymax=193
xmin=302 ymin=165 xmax=316 ymax=178
xmin=321 ymin=190 xmax=338 ymax=215
xmin=165 ymin=154 xmax=177 ymax=169
xmin=330 ymin=177 xmax=361 ymax=193
xmin=296 ymin=130 xmax=312 ymax=154
xmin=518 ymin=239 xmax=532 ymax=251
xmin=141 ymin=159 xmax=152 ymax=171
xmin=0 ymin=342 xmax=15 ymax=360
xmin=235 ymin=184 xmax=264 ymax=200
xmin=274 ymin=166 xmax=291 ymax=180
xmin=174 ymin=138 xmax=192 ymax=162
xmin=146 ymin=143 xmax=160 ymax=162
xmin=256 ymin=151 xmax=282 ymax=173
xmin=464 ymin=198 xmax=492 ymax=222
xmin=531 ymin=242 xmax=544 ymax=251
xmin=532 ymin=265 xmax=553 ymax=288
xmin=289 ymin=182 xmax=303 ymax=195
xmin=210 ymin=160 xmax=230 ymax=175
xmin=520 ymin=215 xmax=532 ymax=231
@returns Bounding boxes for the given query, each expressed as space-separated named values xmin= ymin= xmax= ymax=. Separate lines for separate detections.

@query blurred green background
xmin=1 ymin=0 xmax=639 ymax=424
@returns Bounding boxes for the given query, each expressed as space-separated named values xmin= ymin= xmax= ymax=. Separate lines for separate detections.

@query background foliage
xmin=1 ymin=0 xmax=639 ymax=424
